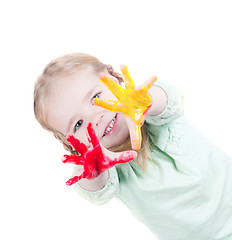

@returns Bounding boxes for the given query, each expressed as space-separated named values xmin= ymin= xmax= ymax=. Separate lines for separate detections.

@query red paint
xmin=62 ymin=123 xmax=135 ymax=186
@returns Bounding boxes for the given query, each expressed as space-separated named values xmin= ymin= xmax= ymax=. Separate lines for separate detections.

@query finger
xmin=139 ymin=75 xmax=158 ymax=94
xmin=87 ymin=123 xmax=100 ymax=147
xmin=115 ymin=151 xmax=137 ymax=164
xmin=66 ymin=135 xmax=87 ymax=155
xmin=131 ymin=125 xmax=142 ymax=151
xmin=94 ymin=98 xmax=121 ymax=112
xmin=126 ymin=117 xmax=142 ymax=151
xmin=100 ymin=75 xmax=125 ymax=99
xmin=120 ymin=65 xmax=135 ymax=90
xmin=62 ymin=154 xmax=85 ymax=165
xmin=103 ymin=145 xmax=137 ymax=159
xmin=101 ymin=148 xmax=137 ymax=170
xmin=66 ymin=174 xmax=84 ymax=186
xmin=110 ymin=151 xmax=137 ymax=166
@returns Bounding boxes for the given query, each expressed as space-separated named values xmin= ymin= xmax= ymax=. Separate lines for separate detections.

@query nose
xmin=93 ymin=114 xmax=104 ymax=127
xmin=90 ymin=103 xmax=106 ymax=127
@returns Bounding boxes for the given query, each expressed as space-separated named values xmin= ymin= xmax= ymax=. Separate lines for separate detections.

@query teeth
xmin=103 ymin=116 xmax=116 ymax=136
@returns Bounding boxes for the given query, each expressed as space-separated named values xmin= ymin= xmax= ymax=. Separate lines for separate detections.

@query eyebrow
xmin=65 ymin=85 xmax=98 ymax=133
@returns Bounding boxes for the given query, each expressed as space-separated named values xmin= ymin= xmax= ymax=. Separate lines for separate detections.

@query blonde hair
xmin=34 ymin=52 xmax=151 ymax=170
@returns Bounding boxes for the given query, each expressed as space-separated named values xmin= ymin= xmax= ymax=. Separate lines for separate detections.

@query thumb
xmin=103 ymin=146 xmax=137 ymax=161
xmin=126 ymin=117 xmax=142 ymax=151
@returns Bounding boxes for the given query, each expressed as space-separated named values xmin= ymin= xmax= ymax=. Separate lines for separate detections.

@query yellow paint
xmin=94 ymin=65 xmax=157 ymax=151
xmin=131 ymin=124 xmax=141 ymax=151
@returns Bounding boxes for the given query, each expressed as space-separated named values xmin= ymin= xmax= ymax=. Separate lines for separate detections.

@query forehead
xmin=47 ymin=70 xmax=101 ymax=133
xmin=50 ymin=70 xmax=101 ymax=105
xmin=56 ymin=69 xmax=100 ymax=90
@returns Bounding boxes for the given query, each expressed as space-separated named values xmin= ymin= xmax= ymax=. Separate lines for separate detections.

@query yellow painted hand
xmin=94 ymin=65 xmax=157 ymax=151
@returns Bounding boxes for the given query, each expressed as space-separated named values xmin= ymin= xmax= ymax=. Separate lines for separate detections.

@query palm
xmin=94 ymin=65 xmax=157 ymax=150
xmin=62 ymin=123 xmax=135 ymax=186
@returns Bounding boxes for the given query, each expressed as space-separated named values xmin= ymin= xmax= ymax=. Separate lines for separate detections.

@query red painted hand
xmin=62 ymin=123 xmax=136 ymax=186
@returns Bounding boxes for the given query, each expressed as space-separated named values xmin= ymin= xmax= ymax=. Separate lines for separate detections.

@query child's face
xmin=47 ymin=69 xmax=130 ymax=149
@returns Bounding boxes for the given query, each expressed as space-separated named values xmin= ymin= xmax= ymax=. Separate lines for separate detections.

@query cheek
xmin=80 ymin=135 xmax=90 ymax=147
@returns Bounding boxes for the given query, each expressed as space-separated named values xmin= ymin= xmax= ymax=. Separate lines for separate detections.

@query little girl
xmin=34 ymin=52 xmax=232 ymax=240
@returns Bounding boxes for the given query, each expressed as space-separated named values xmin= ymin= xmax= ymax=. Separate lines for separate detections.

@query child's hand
xmin=62 ymin=123 xmax=137 ymax=186
xmin=94 ymin=65 xmax=157 ymax=150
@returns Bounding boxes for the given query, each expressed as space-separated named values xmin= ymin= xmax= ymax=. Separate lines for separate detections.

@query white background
xmin=1 ymin=1 xmax=232 ymax=239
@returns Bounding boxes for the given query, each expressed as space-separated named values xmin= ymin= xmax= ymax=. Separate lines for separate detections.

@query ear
xmin=103 ymin=70 xmax=120 ymax=84
xmin=105 ymin=64 xmax=124 ymax=84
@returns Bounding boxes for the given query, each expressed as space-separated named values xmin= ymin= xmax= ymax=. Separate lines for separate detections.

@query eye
xmin=74 ymin=120 xmax=83 ymax=132
xmin=92 ymin=92 xmax=101 ymax=99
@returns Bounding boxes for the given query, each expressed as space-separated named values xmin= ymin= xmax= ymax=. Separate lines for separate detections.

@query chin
xmin=104 ymin=135 xmax=129 ymax=149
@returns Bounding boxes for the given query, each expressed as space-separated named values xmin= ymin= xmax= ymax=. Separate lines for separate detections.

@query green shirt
xmin=73 ymin=81 xmax=232 ymax=240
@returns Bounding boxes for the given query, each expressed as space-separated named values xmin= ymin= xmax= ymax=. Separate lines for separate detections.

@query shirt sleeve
xmin=147 ymin=80 xmax=184 ymax=125
xmin=72 ymin=166 xmax=119 ymax=205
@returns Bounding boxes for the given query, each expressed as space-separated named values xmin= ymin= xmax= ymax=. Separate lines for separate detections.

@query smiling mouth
xmin=103 ymin=114 xmax=117 ymax=137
